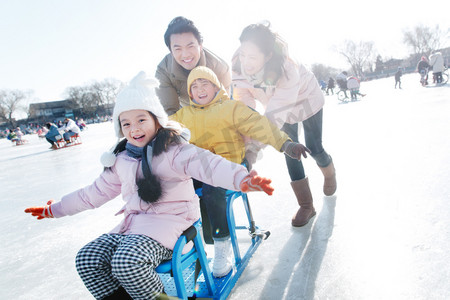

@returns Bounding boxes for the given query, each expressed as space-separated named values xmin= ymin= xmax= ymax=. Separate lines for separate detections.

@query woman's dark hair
xmin=164 ymin=16 xmax=203 ymax=49
xmin=235 ymin=22 xmax=287 ymax=85
xmin=45 ymin=122 xmax=52 ymax=129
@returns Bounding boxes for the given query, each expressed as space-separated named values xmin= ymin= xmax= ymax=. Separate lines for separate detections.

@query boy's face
xmin=170 ymin=32 xmax=202 ymax=71
xmin=119 ymin=110 xmax=158 ymax=148
xmin=190 ymin=78 xmax=220 ymax=105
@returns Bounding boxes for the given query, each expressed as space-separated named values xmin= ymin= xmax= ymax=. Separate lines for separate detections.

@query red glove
xmin=282 ymin=141 xmax=311 ymax=160
xmin=240 ymin=170 xmax=274 ymax=196
xmin=24 ymin=200 xmax=54 ymax=220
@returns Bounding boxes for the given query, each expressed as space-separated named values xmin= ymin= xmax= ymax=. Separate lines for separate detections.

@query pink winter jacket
xmin=232 ymin=55 xmax=325 ymax=129
xmin=51 ymin=142 xmax=248 ymax=252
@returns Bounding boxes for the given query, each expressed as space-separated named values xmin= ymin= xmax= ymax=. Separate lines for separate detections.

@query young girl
xmin=232 ymin=22 xmax=337 ymax=228
xmin=24 ymin=71 xmax=273 ymax=300
xmin=171 ymin=66 xmax=310 ymax=277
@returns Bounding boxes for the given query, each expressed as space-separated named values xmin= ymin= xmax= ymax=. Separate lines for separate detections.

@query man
xmin=336 ymin=71 xmax=348 ymax=98
xmin=155 ymin=16 xmax=231 ymax=115
xmin=62 ymin=118 xmax=81 ymax=143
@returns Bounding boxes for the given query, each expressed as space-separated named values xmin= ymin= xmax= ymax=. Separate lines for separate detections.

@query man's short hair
xmin=164 ymin=16 xmax=203 ymax=49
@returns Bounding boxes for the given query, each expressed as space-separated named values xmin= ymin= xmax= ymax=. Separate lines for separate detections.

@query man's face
xmin=170 ymin=32 xmax=202 ymax=71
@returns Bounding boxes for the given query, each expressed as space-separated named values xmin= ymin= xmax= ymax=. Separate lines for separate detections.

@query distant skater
xmin=395 ymin=67 xmax=402 ymax=89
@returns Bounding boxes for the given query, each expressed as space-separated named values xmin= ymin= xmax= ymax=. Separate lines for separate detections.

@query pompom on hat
xmin=100 ymin=71 xmax=180 ymax=167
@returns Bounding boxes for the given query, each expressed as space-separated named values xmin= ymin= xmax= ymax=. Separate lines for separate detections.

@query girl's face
xmin=119 ymin=110 xmax=158 ymax=148
xmin=190 ymin=78 xmax=220 ymax=105
xmin=170 ymin=32 xmax=202 ymax=71
xmin=239 ymin=41 xmax=271 ymax=76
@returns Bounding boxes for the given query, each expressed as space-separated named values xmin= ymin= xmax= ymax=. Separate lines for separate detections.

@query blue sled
xmin=157 ymin=190 xmax=270 ymax=299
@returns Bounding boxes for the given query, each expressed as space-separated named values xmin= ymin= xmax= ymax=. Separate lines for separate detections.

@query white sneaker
xmin=212 ymin=238 xmax=232 ymax=277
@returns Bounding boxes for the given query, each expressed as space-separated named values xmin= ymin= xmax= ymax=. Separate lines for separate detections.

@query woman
xmin=232 ymin=22 xmax=337 ymax=227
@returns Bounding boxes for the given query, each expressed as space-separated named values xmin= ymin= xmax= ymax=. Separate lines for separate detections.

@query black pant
xmin=194 ymin=159 xmax=249 ymax=244
xmin=281 ymin=109 xmax=331 ymax=181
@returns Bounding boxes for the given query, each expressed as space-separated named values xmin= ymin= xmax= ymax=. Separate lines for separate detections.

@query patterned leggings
xmin=75 ymin=234 xmax=172 ymax=300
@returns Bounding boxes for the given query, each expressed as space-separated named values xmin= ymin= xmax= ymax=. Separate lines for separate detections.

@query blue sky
xmin=1 ymin=0 xmax=449 ymax=104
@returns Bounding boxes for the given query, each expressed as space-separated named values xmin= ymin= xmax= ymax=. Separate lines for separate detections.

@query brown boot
xmin=291 ymin=177 xmax=316 ymax=227
xmin=320 ymin=160 xmax=336 ymax=196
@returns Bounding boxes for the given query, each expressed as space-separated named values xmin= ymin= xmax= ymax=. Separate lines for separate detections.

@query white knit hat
xmin=112 ymin=71 xmax=168 ymax=138
xmin=101 ymin=71 xmax=179 ymax=167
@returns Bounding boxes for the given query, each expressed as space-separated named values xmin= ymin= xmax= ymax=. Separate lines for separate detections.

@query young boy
xmin=170 ymin=66 xmax=310 ymax=277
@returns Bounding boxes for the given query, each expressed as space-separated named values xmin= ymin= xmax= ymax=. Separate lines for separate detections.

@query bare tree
xmin=311 ymin=63 xmax=339 ymax=82
xmin=0 ymin=89 xmax=30 ymax=127
xmin=65 ymin=86 xmax=97 ymax=117
xmin=91 ymin=78 xmax=123 ymax=108
xmin=65 ymin=78 xmax=123 ymax=118
xmin=403 ymin=24 xmax=444 ymax=56
xmin=335 ymin=40 xmax=376 ymax=78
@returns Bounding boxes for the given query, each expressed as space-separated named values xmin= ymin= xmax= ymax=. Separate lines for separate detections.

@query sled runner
xmin=13 ymin=139 xmax=29 ymax=146
xmin=157 ymin=190 xmax=270 ymax=300
xmin=53 ymin=133 xmax=82 ymax=149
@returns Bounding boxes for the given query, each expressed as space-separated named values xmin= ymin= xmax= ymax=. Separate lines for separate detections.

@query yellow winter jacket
xmin=170 ymin=66 xmax=290 ymax=164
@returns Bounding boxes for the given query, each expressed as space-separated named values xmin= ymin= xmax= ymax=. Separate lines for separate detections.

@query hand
xmin=24 ymin=200 xmax=54 ymax=220
xmin=240 ymin=170 xmax=274 ymax=196
xmin=244 ymin=149 xmax=259 ymax=170
xmin=282 ymin=141 xmax=311 ymax=160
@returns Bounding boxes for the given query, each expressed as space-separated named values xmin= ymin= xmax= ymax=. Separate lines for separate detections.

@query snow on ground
xmin=1 ymin=73 xmax=449 ymax=299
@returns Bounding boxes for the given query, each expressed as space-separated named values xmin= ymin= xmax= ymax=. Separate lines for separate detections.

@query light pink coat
xmin=51 ymin=142 xmax=248 ymax=252
xmin=232 ymin=56 xmax=325 ymax=129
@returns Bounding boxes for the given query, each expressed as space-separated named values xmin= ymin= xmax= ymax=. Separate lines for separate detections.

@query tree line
xmin=310 ymin=24 xmax=446 ymax=82
xmin=1 ymin=24 xmax=447 ymax=127
xmin=1 ymin=79 xmax=124 ymax=127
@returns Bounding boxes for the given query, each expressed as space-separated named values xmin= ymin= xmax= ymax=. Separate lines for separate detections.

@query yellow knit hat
xmin=187 ymin=66 xmax=222 ymax=98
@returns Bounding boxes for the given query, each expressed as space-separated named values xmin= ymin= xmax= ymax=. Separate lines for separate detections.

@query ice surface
xmin=1 ymin=73 xmax=449 ymax=299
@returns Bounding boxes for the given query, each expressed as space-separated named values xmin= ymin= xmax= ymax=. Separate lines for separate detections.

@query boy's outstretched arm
xmin=24 ymin=200 xmax=54 ymax=220
xmin=240 ymin=170 xmax=274 ymax=195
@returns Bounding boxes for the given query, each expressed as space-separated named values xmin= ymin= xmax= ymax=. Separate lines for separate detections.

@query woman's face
xmin=119 ymin=110 xmax=158 ymax=148
xmin=239 ymin=41 xmax=270 ymax=76
xmin=170 ymin=32 xmax=202 ymax=71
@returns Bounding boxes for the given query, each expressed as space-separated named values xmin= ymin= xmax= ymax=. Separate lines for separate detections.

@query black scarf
xmin=126 ymin=141 xmax=163 ymax=204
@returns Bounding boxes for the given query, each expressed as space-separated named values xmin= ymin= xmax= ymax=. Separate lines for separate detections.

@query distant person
xmin=155 ymin=16 xmax=231 ymax=115
xmin=170 ymin=66 xmax=310 ymax=276
xmin=45 ymin=122 xmax=62 ymax=149
xmin=417 ymin=56 xmax=430 ymax=86
xmin=395 ymin=67 xmax=402 ymax=89
xmin=61 ymin=118 xmax=81 ymax=143
xmin=346 ymin=76 xmax=366 ymax=101
xmin=75 ymin=117 xmax=87 ymax=131
xmin=429 ymin=51 xmax=445 ymax=84
xmin=326 ymin=77 xmax=335 ymax=95
xmin=232 ymin=22 xmax=337 ymax=228
xmin=14 ymin=127 xmax=24 ymax=141
xmin=336 ymin=71 xmax=348 ymax=98
xmin=319 ymin=79 xmax=327 ymax=92
xmin=7 ymin=129 xmax=17 ymax=142
xmin=24 ymin=71 xmax=274 ymax=300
